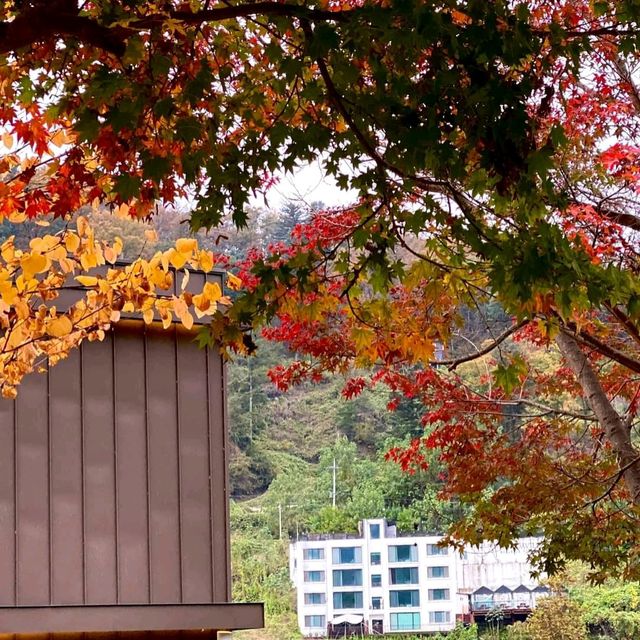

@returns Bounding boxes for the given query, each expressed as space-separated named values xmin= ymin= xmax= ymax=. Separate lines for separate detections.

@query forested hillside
xmin=0 ymin=203 xmax=466 ymax=525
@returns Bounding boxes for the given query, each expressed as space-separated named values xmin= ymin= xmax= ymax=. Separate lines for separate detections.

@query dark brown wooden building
xmin=0 ymin=271 xmax=263 ymax=638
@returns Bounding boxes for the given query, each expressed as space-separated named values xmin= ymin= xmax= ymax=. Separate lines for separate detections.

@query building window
xmin=427 ymin=566 xmax=449 ymax=579
xmin=304 ymin=615 xmax=326 ymax=628
xmin=371 ymin=597 xmax=382 ymax=610
xmin=390 ymin=612 xmax=421 ymax=631
xmin=426 ymin=543 xmax=448 ymax=556
xmin=333 ymin=591 xmax=363 ymax=609
xmin=390 ymin=590 xmax=420 ymax=607
xmin=388 ymin=545 xmax=418 ymax=563
xmin=428 ymin=588 xmax=450 ymax=601
xmin=304 ymin=571 xmax=325 ymax=583
xmin=390 ymin=567 xmax=419 ymax=585
xmin=304 ymin=593 xmax=326 ymax=605
xmin=303 ymin=548 xmax=324 ymax=561
xmin=332 ymin=569 xmax=363 ymax=587
xmin=332 ymin=546 xmax=362 ymax=564
xmin=371 ymin=574 xmax=382 ymax=588
xmin=370 ymin=523 xmax=381 ymax=539
xmin=370 ymin=552 xmax=381 ymax=565
xmin=429 ymin=611 xmax=451 ymax=624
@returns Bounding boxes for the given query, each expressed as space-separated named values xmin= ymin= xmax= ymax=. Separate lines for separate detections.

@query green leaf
xmin=113 ymin=174 xmax=142 ymax=200
xmin=142 ymin=155 xmax=172 ymax=182
xmin=175 ymin=116 xmax=202 ymax=143
xmin=123 ymin=36 xmax=146 ymax=65
xmin=493 ymin=355 xmax=527 ymax=395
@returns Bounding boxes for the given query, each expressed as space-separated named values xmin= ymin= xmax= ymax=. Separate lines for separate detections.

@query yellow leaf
xmin=160 ymin=309 xmax=172 ymax=329
xmin=59 ymin=257 xmax=75 ymax=273
xmin=2 ymin=132 xmax=13 ymax=149
xmin=47 ymin=315 xmax=73 ymax=338
xmin=8 ymin=211 xmax=26 ymax=224
xmin=142 ymin=308 xmax=154 ymax=324
xmin=181 ymin=268 xmax=190 ymax=291
xmin=76 ymin=216 xmax=89 ymax=237
xmin=65 ymin=233 xmax=80 ymax=253
xmin=169 ymin=249 xmax=187 ymax=269
xmin=226 ymin=272 xmax=242 ymax=290
xmin=50 ymin=129 xmax=67 ymax=148
xmin=193 ymin=293 xmax=210 ymax=312
xmin=203 ymin=281 xmax=222 ymax=302
xmin=144 ymin=229 xmax=158 ymax=242
xmin=21 ymin=253 xmax=49 ymax=279
xmin=30 ymin=235 xmax=58 ymax=252
xmin=176 ymin=238 xmax=197 ymax=255
xmin=75 ymin=275 xmax=98 ymax=287
xmin=181 ymin=312 xmax=194 ymax=330
xmin=104 ymin=246 xmax=118 ymax=264
xmin=199 ymin=250 xmax=214 ymax=272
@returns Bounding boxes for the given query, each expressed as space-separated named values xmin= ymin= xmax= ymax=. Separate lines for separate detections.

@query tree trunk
xmin=556 ymin=330 xmax=640 ymax=504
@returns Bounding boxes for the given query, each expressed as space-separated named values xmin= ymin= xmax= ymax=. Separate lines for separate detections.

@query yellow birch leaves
xmin=0 ymin=216 xmax=228 ymax=398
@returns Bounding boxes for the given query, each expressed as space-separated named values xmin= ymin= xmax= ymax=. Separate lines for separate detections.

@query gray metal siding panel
xmin=49 ymin=353 xmax=84 ymax=604
xmin=146 ymin=326 xmax=182 ymax=604
xmin=15 ymin=373 xmax=50 ymax=605
xmin=209 ymin=350 xmax=230 ymax=601
xmin=0 ymin=398 xmax=15 ymax=605
xmin=114 ymin=328 xmax=150 ymax=604
xmin=82 ymin=333 xmax=118 ymax=605
xmin=177 ymin=332 xmax=213 ymax=603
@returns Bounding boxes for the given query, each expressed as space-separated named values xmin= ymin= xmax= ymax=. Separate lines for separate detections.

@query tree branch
xmin=562 ymin=324 xmax=640 ymax=375
xmin=0 ymin=7 xmax=128 ymax=56
xmin=434 ymin=318 xmax=529 ymax=370
xmin=0 ymin=2 xmax=353 ymax=56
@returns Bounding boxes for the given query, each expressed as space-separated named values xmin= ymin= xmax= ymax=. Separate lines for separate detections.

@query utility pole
xmin=332 ymin=458 xmax=337 ymax=508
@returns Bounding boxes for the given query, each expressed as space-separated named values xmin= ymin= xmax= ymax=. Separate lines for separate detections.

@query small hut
xmin=0 ymin=270 xmax=263 ymax=638
xmin=493 ymin=585 xmax=514 ymax=608
xmin=513 ymin=585 xmax=533 ymax=609
xmin=470 ymin=586 xmax=494 ymax=611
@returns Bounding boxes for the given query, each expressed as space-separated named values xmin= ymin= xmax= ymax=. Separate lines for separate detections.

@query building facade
xmin=289 ymin=518 xmax=544 ymax=637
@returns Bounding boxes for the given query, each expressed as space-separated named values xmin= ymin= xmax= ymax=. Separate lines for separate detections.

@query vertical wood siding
xmin=0 ymin=318 xmax=230 ymax=607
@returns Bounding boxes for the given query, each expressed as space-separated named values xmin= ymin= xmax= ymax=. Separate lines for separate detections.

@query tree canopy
xmin=4 ymin=0 xmax=640 ymax=578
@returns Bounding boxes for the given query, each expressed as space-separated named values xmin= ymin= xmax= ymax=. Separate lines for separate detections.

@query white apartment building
xmin=289 ymin=518 xmax=545 ymax=637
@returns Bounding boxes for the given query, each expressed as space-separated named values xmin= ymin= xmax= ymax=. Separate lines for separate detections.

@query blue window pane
xmin=304 ymin=571 xmax=325 ymax=582
xmin=390 ymin=567 xmax=418 ymax=585
xmin=389 ymin=545 xmax=418 ymax=562
xmin=333 ymin=591 xmax=363 ymax=609
xmin=428 ymin=566 xmax=449 ymax=578
xmin=332 ymin=547 xmax=362 ymax=564
xmin=390 ymin=613 xmax=420 ymax=631
xmin=390 ymin=590 xmax=420 ymax=607
xmin=305 ymin=615 xmax=326 ymax=628
xmin=333 ymin=569 xmax=363 ymax=587
xmin=305 ymin=593 xmax=325 ymax=605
